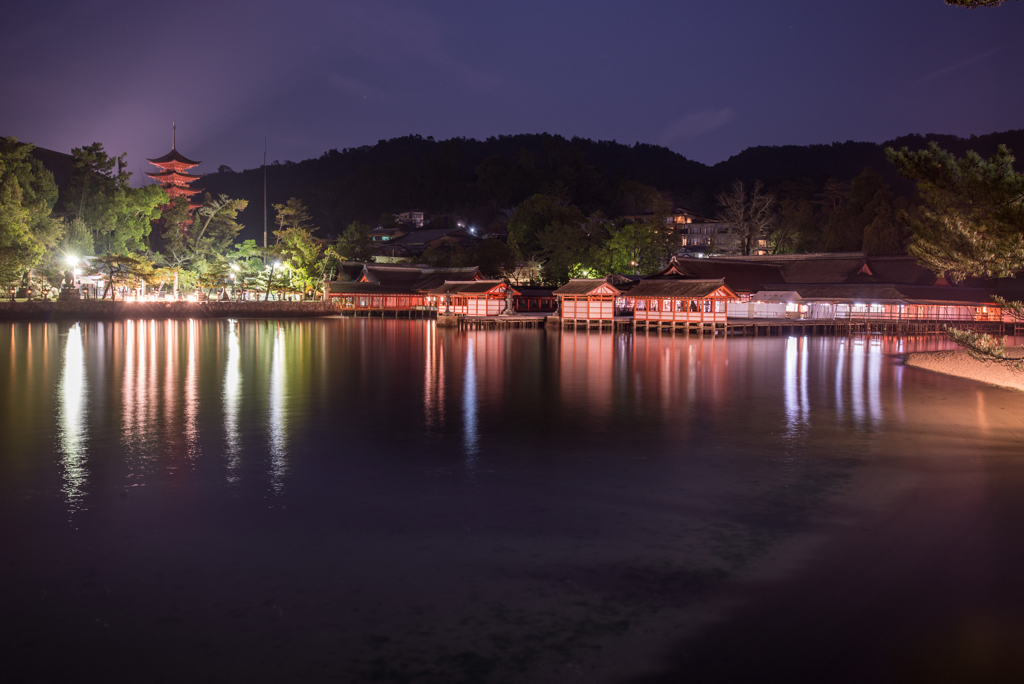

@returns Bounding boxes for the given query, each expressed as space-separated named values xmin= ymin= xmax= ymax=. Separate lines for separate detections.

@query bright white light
xmin=65 ymin=255 xmax=78 ymax=266
xmin=59 ymin=323 xmax=88 ymax=515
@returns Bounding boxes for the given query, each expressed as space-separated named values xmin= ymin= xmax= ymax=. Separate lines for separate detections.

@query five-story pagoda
xmin=146 ymin=123 xmax=203 ymax=209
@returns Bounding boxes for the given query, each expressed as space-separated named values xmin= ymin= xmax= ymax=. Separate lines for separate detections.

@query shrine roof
xmin=552 ymin=279 xmax=622 ymax=296
xmin=431 ymin=280 xmax=515 ymax=295
xmin=359 ymin=264 xmax=482 ymax=292
xmin=325 ymin=282 xmax=419 ymax=295
xmin=624 ymin=279 xmax=734 ymax=299
xmin=660 ymin=257 xmax=784 ymax=293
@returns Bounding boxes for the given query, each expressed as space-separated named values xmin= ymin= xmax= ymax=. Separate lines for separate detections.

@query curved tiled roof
xmin=625 ymin=279 xmax=734 ymax=299
xmin=430 ymin=280 xmax=517 ymax=295
xmin=664 ymin=257 xmax=784 ymax=293
xmin=551 ymin=279 xmax=622 ymax=296
xmin=145 ymin=169 xmax=203 ymax=182
xmin=356 ymin=264 xmax=481 ymax=292
xmin=146 ymin=148 xmax=200 ymax=167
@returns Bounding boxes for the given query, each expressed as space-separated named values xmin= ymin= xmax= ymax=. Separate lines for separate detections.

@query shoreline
xmin=0 ymin=300 xmax=338 ymax=321
xmin=904 ymin=347 xmax=1024 ymax=392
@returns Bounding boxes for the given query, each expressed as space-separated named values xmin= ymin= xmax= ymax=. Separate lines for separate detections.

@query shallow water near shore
xmin=2 ymin=319 xmax=1024 ymax=683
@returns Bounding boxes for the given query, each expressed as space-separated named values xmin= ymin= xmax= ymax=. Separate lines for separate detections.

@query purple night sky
xmin=2 ymin=0 xmax=1022 ymax=177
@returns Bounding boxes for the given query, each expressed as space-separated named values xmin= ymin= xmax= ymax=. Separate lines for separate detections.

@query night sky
xmin=3 ymin=0 xmax=1022 ymax=176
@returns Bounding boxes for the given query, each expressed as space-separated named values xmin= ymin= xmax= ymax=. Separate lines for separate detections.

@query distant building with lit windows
xmin=397 ymin=211 xmax=425 ymax=228
xmin=616 ymin=207 xmax=767 ymax=256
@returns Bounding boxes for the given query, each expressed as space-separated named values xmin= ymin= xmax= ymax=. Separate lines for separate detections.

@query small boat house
xmin=552 ymin=279 xmax=623 ymax=323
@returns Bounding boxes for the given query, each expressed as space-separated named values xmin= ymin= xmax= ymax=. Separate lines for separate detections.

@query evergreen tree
xmin=945 ymin=0 xmax=1017 ymax=7
xmin=507 ymin=194 xmax=586 ymax=258
xmin=0 ymin=138 xmax=64 ymax=288
xmin=335 ymin=221 xmax=375 ymax=262
xmin=886 ymin=143 xmax=1024 ymax=280
xmin=272 ymin=197 xmax=314 ymax=238
xmin=65 ymin=142 xmax=165 ymax=254
xmin=888 ymin=142 xmax=1024 ymax=365
xmin=194 ymin=194 xmax=248 ymax=258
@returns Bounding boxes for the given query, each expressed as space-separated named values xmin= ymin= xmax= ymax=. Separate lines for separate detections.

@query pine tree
xmin=887 ymin=142 xmax=1024 ymax=365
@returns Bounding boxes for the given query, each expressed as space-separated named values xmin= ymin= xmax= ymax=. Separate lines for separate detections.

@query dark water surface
xmin=2 ymin=319 xmax=1023 ymax=683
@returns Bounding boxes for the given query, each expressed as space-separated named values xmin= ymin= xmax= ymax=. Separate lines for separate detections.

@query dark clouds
xmin=2 ymin=0 xmax=1022 ymax=177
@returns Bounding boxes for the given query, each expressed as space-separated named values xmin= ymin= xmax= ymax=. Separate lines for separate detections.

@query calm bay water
xmin=2 ymin=319 xmax=1024 ymax=683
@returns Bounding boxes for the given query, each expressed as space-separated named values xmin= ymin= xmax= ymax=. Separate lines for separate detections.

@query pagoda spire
xmin=172 ymin=122 xmax=176 ymax=150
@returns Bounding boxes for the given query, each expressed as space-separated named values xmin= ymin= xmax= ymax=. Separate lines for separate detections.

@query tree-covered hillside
xmin=199 ymin=130 xmax=1024 ymax=244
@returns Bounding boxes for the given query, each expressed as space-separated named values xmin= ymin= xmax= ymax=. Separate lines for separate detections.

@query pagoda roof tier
xmin=165 ymin=185 xmax=203 ymax=197
xmin=146 ymin=148 xmax=201 ymax=168
xmin=145 ymin=169 xmax=203 ymax=183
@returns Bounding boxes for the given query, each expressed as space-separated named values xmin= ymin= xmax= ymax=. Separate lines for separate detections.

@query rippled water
xmin=2 ymin=319 xmax=1023 ymax=683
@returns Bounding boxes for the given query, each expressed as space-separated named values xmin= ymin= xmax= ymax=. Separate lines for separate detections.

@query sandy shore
xmin=905 ymin=346 xmax=1024 ymax=392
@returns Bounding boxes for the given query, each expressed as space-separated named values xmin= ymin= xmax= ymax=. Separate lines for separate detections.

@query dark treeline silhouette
xmin=199 ymin=130 xmax=1024 ymax=245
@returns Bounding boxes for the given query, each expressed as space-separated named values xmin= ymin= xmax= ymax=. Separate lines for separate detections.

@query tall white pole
xmin=263 ymin=136 xmax=268 ymax=251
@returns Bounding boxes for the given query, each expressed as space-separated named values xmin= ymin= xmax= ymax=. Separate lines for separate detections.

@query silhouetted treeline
xmin=197 ymin=129 xmax=1024 ymax=245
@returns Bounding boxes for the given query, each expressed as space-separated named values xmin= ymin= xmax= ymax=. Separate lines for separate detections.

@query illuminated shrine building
xmin=146 ymin=124 xmax=203 ymax=209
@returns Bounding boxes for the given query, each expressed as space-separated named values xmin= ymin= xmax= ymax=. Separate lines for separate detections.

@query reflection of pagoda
xmin=146 ymin=123 xmax=203 ymax=209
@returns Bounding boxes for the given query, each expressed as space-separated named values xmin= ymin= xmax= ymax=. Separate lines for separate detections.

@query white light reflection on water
xmin=463 ymin=336 xmax=479 ymax=469
xmin=57 ymin=323 xmax=88 ymax=516
xmin=867 ymin=337 xmax=883 ymax=427
xmin=223 ymin=320 xmax=241 ymax=483
xmin=268 ymin=325 xmax=288 ymax=495
xmin=835 ymin=336 xmax=888 ymax=431
xmin=164 ymin=321 xmax=177 ymax=439
xmin=184 ymin=320 xmax=199 ymax=461
xmin=851 ymin=338 xmax=865 ymax=426
xmin=424 ymin=323 xmax=446 ymax=430
xmin=121 ymin=321 xmax=162 ymax=460
xmin=835 ymin=337 xmax=846 ymax=422
xmin=121 ymin=320 xmax=136 ymax=442
xmin=784 ymin=336 xmax=810 ymax=440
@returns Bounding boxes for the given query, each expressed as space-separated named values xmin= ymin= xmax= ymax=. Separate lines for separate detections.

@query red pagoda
xmin=146 ymin=123 xmax=203 ymax=209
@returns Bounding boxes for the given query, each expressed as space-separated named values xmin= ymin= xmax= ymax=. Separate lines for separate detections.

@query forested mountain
xmin=197 ymin=129 xmax=1024 ymax=244
xmin=712 ymin=129 xmax=1024 ymax=194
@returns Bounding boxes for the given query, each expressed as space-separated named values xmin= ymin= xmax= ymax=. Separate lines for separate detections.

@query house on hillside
xmin=369 ymin=227 xmax=408 ymax=243
xmin=619 ymin=208 xmax=706 ymax=227
xmin=397 ymin=211 xmax=425 ymax=229
xmin=374 ymin=227 xmax=479 ymax=263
